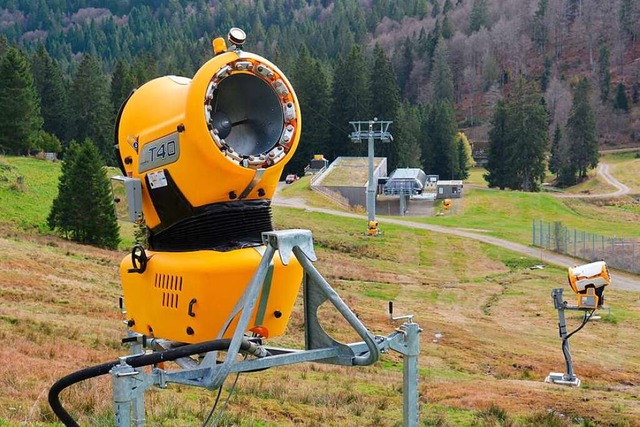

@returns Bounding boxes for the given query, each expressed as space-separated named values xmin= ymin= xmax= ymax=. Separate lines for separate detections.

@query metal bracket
xmin=112 ymin=229 xmax=420 ymax=426
xmin=262 ymin=229 xmax=317 ymax=265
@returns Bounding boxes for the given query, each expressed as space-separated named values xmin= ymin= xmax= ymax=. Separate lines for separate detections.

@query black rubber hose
xmin=48 ymin=338 xmax=251 ymax=427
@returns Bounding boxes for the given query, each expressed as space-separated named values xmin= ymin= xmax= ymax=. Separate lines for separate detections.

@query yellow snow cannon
xmin=114 ymin=28 xmax=303 ymax=343
xmin=567 ymin=261 xmax=610 ymax=309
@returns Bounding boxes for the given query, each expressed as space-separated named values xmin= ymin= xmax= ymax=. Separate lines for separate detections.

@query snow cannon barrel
xmin=114 ymin=29 xmax=303 ymax=343
xmin=115 ymin=28 xmax=301 ymax=237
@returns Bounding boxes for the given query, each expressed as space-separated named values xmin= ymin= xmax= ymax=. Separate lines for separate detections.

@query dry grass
xmin=1 ymin=210 xmax=640 ymax=426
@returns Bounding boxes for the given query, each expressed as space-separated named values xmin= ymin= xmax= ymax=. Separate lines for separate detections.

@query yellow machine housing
xmin=116 ymin=35 xmax=303 ymax=343
xmin=120 ymin=248 xmax=302 ymax=342
xmin=567 ymin=260 xmax=610 ymax=308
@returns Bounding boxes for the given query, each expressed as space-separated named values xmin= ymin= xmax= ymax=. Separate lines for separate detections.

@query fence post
xmin=573 ymin=229 xmax=577 ymax=257
xmin=532 ymin=219 xmax=536 ymax=246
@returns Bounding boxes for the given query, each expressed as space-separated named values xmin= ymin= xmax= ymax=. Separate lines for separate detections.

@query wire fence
xmin=532 ymin=219 xmax=640 ymax=274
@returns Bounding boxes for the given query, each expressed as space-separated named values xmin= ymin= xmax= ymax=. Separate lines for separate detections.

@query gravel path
xmin=555 ymin=163 xmax=630 ymax=199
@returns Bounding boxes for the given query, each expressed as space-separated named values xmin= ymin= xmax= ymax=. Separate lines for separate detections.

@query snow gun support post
xmin=545 ymin=261 xmax=611 ymax=387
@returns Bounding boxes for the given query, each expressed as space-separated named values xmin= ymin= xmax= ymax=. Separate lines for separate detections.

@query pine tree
xmin=431 ymin=38 xmax=454 ymax=103
xmin=469 ymin=0 xmax=491 ymax=33
xmin=632 ymin=81 xmax=640 ymax=104
xmin=485 ymin=80 xmax=548 ymax=191
xmin=548 ymin=124 xmax=562 ymax=177
xmin=110 ymin=59 xmax=137 ymax=115
xmin=48 ymin=139 xmax=120 ymax=249
xmin=0 ymin=47 xmax=43 ymax=155
xmin=503 ymin=79 xmax=548 ymax=191
xmin=394 ymin=102 xmax=422 ymax=169
xmin=619 ymin=0 xmax=638 ymax=44
xmin=532 ymin=0 xmax=549 ymax=53
xmin=540 ymin=57 xmax=552 ymax=92
xmin=286 ymin=46 xmax=331 ymax=176
xmin=441 ymin=15 xmax=454 ymax=39
xmin=69 ymin=54 xmax=115 ymax=165
xmin=31 ymin=45 xmax=69 ymax=143
xmin=453 ymin=132 xmax=473 ymax=180
xmin=396 ymin=37 xmax=414 ymax=99
xmin=443 ymin=0 xmax=453 ymax=14
xmin=422 ymin=101 xmax=457 ymax=179
xmin=369 ymin=45 xmax=402 ymax=171
xmin=328 ymin=45 xmax=371 ymax=160
xmin=484 ymin=100 xmax=509 ymax=189
xmin=564 ymin=77 xmax=598 ymax=183
xmin=430 ymin=0 xmax=440 ymax=17
xmin=48 ymin=142 xmax=81 ymax=238
xmin=598 ymin=45 xmax=611 ymax=104
xmin=613 ymin=81 xmax=629 ymax=112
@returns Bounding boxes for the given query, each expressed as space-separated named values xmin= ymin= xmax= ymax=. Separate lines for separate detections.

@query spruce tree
xmin=0 ymin=47 xmax=43 ymax=155
xmin=31 ymin=45 xmax=69 ymax=143
xmin=598 ymin=45 xmax=611 ymax=104
xmin=394 ymin=102 xmax=422 ymax=169
xmin=505 ymin=79 xmax=548 ymax=191
xmin=469 ymin=0 xmax=491 ymax=33
xmin=532 ymin=0 xmax=549 ymax=53
xmin=287 ymin=46 xmax=331 ymax=176
xmin=632 ymin=81 xmax=640 ymax=104
xmin=431 ymin=38 xmax=454 ymax=103
xmin=564 ymin=77 xmax=598 ymax=183
xmin=48 ymin=142 xmax=81 ymax=238
xmin=369 ymin=45 xmax=402 ymax=171
xmin=548 ymin=124 xmax=562 ymax=177
xmin=396 ymin=37 xmax=414 ymax=99
xmin=441 ymin=15 xmax=454 ymax=39
xmin=454 ymin=132 xmax=473 ymax=180
xmin=613 ymin=82 xmax=629 ymax=112
xmin=110 ymin=59 xmax=137 ymax=115
xmin=484 ymin=100 xmax=509 ymax=189
xmin=69 ymin=54 xmax=115 ymax=165
xmin=422 ymin=101 xmax=457 ymax=179
xmin=328 ymin=45 xmax=370 ymax=159
xmin=48 ymin=139 xmax=120 ymax=249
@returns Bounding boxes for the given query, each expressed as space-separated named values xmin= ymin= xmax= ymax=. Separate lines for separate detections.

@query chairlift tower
xmin=349 ymin=119 xmax=393 ymax=235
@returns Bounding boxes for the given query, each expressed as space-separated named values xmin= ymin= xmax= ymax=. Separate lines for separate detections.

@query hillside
xmin=1 ymin=155 xmax=640 ymax=426
xmin=2 ymin=0 xmax=640 ymax=146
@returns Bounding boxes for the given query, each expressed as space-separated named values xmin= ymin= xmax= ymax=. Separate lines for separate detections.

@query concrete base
xmin=545 ymin=372 xmax=581 ymax=387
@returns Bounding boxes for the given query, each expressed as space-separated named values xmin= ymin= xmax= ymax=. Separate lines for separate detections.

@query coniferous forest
xmin=1 ymin=0 xmax=640 ymax=189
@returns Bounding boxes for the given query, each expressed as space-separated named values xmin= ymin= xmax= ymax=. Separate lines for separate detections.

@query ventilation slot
xmin=155 ymin=273 xmax=183 ymax=309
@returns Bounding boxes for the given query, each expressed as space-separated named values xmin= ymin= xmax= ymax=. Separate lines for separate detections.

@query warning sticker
xmin=147 ymin=170 xmax=168 ymax=189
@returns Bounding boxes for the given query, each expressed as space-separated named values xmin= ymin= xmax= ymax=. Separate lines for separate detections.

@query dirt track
xmin=555 ymin=163 xmax=630 ymax=198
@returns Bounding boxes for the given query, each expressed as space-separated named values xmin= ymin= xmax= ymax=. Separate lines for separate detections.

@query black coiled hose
xmin=48 ymin=338 xmax=251 ymax=427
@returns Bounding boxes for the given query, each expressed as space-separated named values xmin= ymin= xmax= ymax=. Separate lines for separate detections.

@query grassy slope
xmin=390 ymin=156 xmax=640 ymax=244
xmin=0 ymin=157 xmax=61 ymax=232
xmin=1 ymin=156 xmax=640 ymax=426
